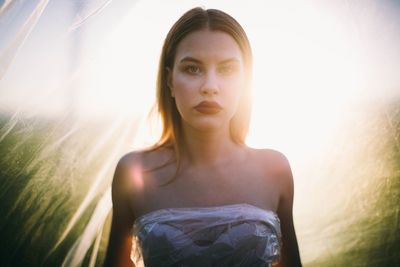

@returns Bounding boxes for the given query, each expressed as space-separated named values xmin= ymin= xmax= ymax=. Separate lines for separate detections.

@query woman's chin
xmin=185 ymin=118 xmax=229 ymax=133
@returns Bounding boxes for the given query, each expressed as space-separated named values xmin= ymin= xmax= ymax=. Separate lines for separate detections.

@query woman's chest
xmin=131 ymin=162 xmax=281 ymax=218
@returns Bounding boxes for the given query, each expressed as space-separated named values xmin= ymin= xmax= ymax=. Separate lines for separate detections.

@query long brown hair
xmin=148 ymin=7 xmax=253 ymax=184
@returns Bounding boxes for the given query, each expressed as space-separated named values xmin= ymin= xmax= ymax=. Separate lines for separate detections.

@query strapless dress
xmin=131 ymin=203 xmax=281 ymax=267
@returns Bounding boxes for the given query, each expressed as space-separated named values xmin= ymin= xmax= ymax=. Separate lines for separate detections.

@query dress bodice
xmin=131 ymin=203 xmax=281 ymax=267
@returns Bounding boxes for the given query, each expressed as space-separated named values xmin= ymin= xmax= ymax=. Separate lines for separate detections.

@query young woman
xmin=104 ymin=7 xmax=302 ymax=267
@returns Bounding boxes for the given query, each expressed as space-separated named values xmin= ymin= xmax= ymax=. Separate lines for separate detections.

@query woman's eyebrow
xmin=179 ymin=57 xmax=240 ymax=64
xmin=219 ymin=58 xmax=240 ymax=65
xmin=179 ymin=56 xmax=202 ymax=64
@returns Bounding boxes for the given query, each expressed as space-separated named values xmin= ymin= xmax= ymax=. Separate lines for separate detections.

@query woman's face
xmin=168 ymin=29 xmax=245 ymax=133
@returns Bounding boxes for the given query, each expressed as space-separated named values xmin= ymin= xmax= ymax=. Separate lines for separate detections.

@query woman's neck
xmin=180 ymin=123 xmax=242 ymax=168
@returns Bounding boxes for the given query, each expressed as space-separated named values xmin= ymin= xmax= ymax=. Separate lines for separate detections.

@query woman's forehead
xmin=174 ymin=30 xmax=243 ymax=63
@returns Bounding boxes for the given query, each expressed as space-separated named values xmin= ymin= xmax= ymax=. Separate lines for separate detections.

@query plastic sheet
xmin=1 ymin=0 xmax=400 ymax=266
xmin=132 ymin=204 xmax=281 ymax=267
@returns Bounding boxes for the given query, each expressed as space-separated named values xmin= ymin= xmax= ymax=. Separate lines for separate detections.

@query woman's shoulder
xmin=249 ymin=148 xmax=290 ymax=170
xmin=112 ymin=151 xmax=141 ymax=193
xmin=116 ymin=146 xmax=173 ymax=170
xmin=116 ymin=150 xmax=142 ymax=167
xmin=247 ymin=148 xmax=294 ymax=210
xmin=113 ymin=150 xmax=143 ymax=182
xmin=113 ymin=146 xmax=174 ymax=186
xmin=248 ymin=147 xmax=293 ymax=187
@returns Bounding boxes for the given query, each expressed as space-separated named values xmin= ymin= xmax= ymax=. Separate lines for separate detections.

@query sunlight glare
xmin=245 ymin=1 xmax=365 ymax=166
xmin=83 ymin=0 xmax=369 ymax=162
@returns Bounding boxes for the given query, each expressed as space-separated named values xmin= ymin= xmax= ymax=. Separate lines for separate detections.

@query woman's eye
xmin=219 ymin=65 xmax=236 ymax=75
xmin=184 ymin=65 xmax=201 ymax=74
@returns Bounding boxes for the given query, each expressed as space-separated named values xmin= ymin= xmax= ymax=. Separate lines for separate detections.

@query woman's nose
xmin=200 ymin=70 xmax=219 ymax=96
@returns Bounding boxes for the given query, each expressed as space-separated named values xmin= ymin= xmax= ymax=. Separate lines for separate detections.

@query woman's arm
xmin=103 ymin=155 xmax=136 ymax=267
xmin=274 ymin=153 xmax=302 ymax=267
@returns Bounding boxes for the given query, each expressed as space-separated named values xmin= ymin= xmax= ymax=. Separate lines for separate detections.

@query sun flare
xmin=83 ymin=0 xmax=367 ymax=165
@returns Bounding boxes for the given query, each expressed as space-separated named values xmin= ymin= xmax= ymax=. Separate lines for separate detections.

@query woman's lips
xmin=194 ymin=101 xmax=222 ymax=114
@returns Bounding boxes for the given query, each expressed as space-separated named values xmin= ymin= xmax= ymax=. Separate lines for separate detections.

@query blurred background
xmin=0 ymin=0 xmax=399 ymax=266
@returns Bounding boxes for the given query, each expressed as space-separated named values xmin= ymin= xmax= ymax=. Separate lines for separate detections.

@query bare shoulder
xmin=113 ymin=146 xmax=174 ymax=189
xmin=116 ymin=151 xmax=142 ymax=169
xmin=140 ymin=146 xmax=175 ymax=170
xmin=111 ymin=151 xmax=144 ymax=204
xmin=113 ymin=151 xmax=142 ymax=186
xmin=114 ymin=146 xmax=170 ymax=175
xmin=249 ymin=148 xmax=294 ymax=193
xmin=251 ymin=148 xmax=292 ymax=176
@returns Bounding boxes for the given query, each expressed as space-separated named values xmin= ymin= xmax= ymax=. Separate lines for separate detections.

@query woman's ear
xmin=166 ymin=67 xmax=175 ymax=98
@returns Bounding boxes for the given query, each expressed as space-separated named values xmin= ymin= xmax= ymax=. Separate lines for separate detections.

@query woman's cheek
xmin=174 ymin=90 xmax=193 ymax=118
xmin=224 ymin=81 xmax=242 ymax=108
